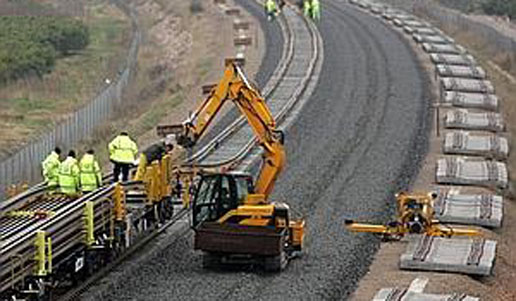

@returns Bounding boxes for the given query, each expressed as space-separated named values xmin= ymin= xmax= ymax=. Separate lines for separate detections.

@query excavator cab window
xmin=192 ymin=175 xmax=219 ymax=227
xmin=192 ymin=173 xmax=254 ymax=227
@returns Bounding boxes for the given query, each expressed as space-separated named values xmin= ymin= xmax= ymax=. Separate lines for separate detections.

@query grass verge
xmin=0 ymin=0 xmax=131 ymax=154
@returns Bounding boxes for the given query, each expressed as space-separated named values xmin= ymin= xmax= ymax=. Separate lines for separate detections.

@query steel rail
xmin=1 ymin=2 xmax=321 ymax=299
xmin=57 ymin=207 xmax=190 ymax=301
xmin=188 ymin=4 xmax=320 ymax=169
xmin=185 ymin=8 xmax=294 ymax=164
xmin=57 ymin=4 xmax=322 ymax=300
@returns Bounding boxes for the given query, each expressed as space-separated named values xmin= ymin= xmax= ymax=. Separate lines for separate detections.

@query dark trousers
xmin=113 ymin=162 xmax=131 ymax=182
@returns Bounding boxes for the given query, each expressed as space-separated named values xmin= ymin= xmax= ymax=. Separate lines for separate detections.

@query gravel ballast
xmin=83 ymin=2 xmax=432 ymax=300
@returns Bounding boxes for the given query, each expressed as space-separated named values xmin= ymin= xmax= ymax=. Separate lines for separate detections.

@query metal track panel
xmin=1 ymin=185 xmax=116 ymax=292
xmin=0 ymin=184 xmax=46 ymax=213
xmin=186 ymin=10 xmax=294 ymax=164
xmin=400 ymin=236 xmax=496 ymax=276
xmin=435 ymin=192 xmax=503 ymax=228
xmin=444 ymin=109 xmax=504 ymax=132
xmin=1 ymin=195 xmax=69 ymax=241
xmin=436 ymin=157 xmax=508 ymax=189
xmin=443 ymin=131 xmax=508 ymax=159
xmin=1 ymin=3 xmax=323 ymax=297
xmin=442 ymin=91 xmax=498 ymax=111
xmin=192 ymin=8 xmax=319 ymax=167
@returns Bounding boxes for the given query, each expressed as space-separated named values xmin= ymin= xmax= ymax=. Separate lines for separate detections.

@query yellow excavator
xmin=345 ymin=191 xmax=480 ymax=240
xmin=157 ymin=59 xmax=304 ymax=271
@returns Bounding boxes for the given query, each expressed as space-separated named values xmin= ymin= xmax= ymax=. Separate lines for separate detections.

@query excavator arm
xmin=157 ymin=59 xmax=285 ymax=199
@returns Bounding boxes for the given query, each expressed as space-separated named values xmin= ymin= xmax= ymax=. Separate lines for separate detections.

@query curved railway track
xmin=0 ymin=2 xmax=323 ymax=300
xmin=94 ymin=1 xmax=432 ymax=300
xmin=189 ymin=5 xmax=321 ymax=169
xmin=77 ymin=1 xmax=433 ymax=300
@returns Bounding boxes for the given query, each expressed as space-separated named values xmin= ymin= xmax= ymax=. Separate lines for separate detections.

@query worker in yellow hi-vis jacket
xmin=265 ymin=0 xmax=277 ymax=21
xmin=303 ymin=0 xmax=311 ymax=17
xmin=134 ymin=140 xmax=174 ymax=181
xmin=58 ymin=150 xmax=80 ymax=197
xmin=108 ymin=132 xmax=138 ymax=182
xmin=42 ymin=147 xmax=62 ymax=190
xmin=79 ymin=149 xmax=102 ymax=193
xmin=311 ymin=0 xmax=321 ymax=21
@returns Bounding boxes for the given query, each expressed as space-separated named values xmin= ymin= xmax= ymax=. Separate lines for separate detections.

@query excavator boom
xmin=157 ymin=59 xmax=285 ymax=199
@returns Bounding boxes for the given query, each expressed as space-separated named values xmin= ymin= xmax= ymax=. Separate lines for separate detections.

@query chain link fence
xmin=0 ymin=0 xmax=141 ymax=199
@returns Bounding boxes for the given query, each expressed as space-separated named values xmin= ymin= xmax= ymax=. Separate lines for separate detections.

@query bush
xmin=0 ymin=16 xmax=89 ymax=83
xmin=481 ymin=0 xmax=516 ymax=19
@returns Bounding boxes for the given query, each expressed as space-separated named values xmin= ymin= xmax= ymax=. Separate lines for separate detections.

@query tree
xmin=0 ymin=16 xmax=89 ymax=83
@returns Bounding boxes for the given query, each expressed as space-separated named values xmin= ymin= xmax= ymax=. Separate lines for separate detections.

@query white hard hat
xmin=165 ymin=134 xmax=176 ymax=145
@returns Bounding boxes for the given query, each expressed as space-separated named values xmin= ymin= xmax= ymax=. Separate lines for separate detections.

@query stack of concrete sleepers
xmin=426 ymin=12 xmax=504 ymax=273
xmin=436 ymin=157 xmax=508 ymax=189
xmin=434 ymin=191 xmax=503 ymax=227
xmin=443 ymin=91 xmax=498 ymax=111
xmin=422 ymin=43 xmax=465 ymax=54
xmin=349 ymin=0 xmax=501 ymax=296
xmin=443 ymin=131 xmax=508 ymax=159
xmin=350 ymin=0 xmax=502 ymax=274
xmin=443 ymin=109 xmax=504 ymax=132
xmin=404 ymin=26 xmax=437 ymax=36
xmin=399 ymin=235 xmax=496 ymax=276
xmin=430 ymin=53 xmax=476 ymax=66
xmin=374 ymin=288 xmax=479 ymax=301
xmin=437 ymin=65 xmax=486 ymax=79
xmin=441 ymin=78 xmax=494 ymax=93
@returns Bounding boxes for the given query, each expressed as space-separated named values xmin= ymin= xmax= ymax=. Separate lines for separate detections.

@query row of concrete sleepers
xmin=350 ymin=0 xmax=507 ymax=300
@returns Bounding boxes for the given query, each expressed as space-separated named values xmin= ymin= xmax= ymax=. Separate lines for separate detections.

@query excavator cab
xmin=192 ymin=172 xmax=254 ymax=227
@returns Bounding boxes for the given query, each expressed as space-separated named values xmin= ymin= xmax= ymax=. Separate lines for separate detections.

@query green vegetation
xmin=0 ymin=16 xmax=89 ymax=83
xmin=0 ymin=2 xmax=130 ymax=152
xmin=438 ymin=0 xmax=516 ymax=17
xmin=480 ymin=0 xmax=516 ymax=18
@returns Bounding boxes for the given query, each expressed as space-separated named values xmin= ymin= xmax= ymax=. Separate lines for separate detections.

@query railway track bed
xmin=0 ymin=2 xmax=322 ymax=300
